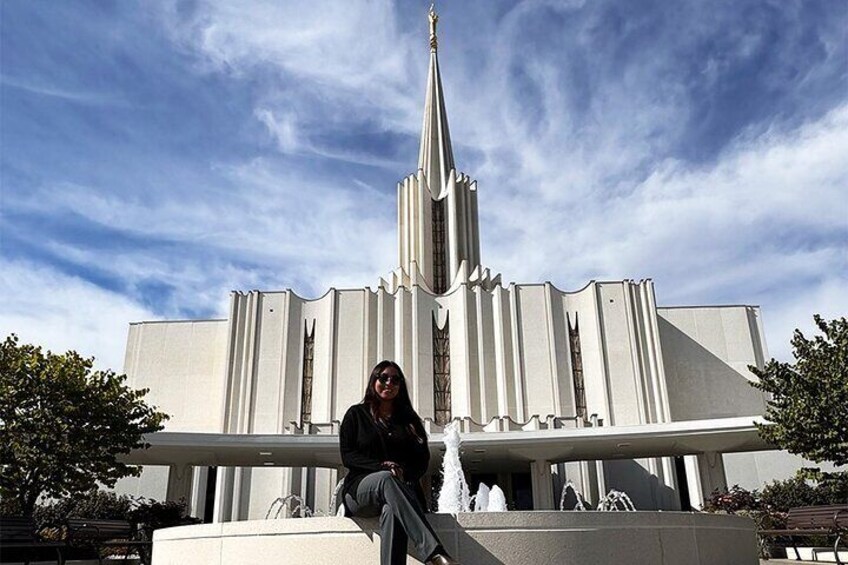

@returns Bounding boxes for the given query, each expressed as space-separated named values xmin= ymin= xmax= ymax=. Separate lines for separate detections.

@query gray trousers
xmin=345 ymin=470 xmax=443 ymax=565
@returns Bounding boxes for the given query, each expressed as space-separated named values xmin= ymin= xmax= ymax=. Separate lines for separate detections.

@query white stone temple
xmin=118 ymin=8 xmax=809 ymax=522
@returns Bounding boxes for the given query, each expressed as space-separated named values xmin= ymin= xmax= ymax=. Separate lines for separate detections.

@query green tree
xmin=750 ymin=315 xmax=848 ymax=466
xmin=0 ymin=334 xmax=168 ymax=515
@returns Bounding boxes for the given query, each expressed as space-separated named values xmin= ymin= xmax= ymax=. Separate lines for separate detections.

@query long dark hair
xmin=363 ymin=360 xmax=426 ymax=441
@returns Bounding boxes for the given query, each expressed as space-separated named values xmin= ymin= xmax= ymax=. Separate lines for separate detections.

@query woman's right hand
xmin=382 ymin=460 xmax=405 ymax=480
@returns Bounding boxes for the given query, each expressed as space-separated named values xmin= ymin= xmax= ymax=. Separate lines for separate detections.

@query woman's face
xmin=374 ymin=366 xmax=402 ymax=403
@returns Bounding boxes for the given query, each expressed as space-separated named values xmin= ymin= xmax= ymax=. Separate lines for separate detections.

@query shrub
xmin=129 ymin=497 xmax=200 ymax=537
xmin=2 ymin=490 xmax=200 ymax=542
xmin=33 ymin=491 xmax=134 ymax=531
xmin=759 ymin=476 xmax=817 ymax=513
xmin=759 ymin=470 xmax=848 ymax=512
xmin=703 ymin=484 xmax=760 ymax=513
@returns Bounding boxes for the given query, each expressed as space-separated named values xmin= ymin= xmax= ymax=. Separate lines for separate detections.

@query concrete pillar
xmin=312 ymin=468 xmax=338 ymax=516
xmin=595 ymin=460 xmax=607 ymax=503
xmin=659 ymin=456 xmax=681 ymax=510
xmin=685 ymin=452 xmax=727 ymax=510
xmin=552 ymin=464 xmax=565 ymax=509
xmin=698 ymin=451 xmax=727 ymax=495
xmin=212 ymin=466 xmax=235 ymax=523
xmin=166 ymin=464 xmax=193 ymax=505
xmin=530 ymin=460 xmax=554 ymax=510
xmin=189 ymin=467 xmax=209 ymax=519
xmin=232 ymin=467 xmax=250 ymax=520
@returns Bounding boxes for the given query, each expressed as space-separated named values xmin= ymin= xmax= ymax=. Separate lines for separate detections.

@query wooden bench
xmin=760 ymin=504 xmax=848 ymax=564
xmin=65 ymin=518 xmax=152 ymax=565
xmin=0 ymin=515 xmax=65 ymax=565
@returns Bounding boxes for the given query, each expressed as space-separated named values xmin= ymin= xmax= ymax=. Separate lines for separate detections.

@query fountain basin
xmin=152 ymin=511 xmax=758 ymax=564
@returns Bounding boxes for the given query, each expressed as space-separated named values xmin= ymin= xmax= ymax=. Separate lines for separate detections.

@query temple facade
xmin=119 ymin=8 xmax=795 ymax=521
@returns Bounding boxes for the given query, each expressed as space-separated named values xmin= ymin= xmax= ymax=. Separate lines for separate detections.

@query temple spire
xmin=390 ymin=4 xmax=498 ymax=295
xmin=418 ymin=4 xmax=454 ymax=197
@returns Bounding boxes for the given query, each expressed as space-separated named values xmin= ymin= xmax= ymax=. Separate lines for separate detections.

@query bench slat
xmin=0 ymin=541 xmax=66 ymax=548
xmin=62 ymin=518 xmax=152 ymax=565
xmin=66 ymin=518 xmax=134 ymax=540
xmin=760 ymin=528 xmax=832 ymax=535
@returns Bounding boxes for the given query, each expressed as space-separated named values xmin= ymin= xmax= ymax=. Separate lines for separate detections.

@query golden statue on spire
xmin=429 ymin=3 xmax=438 ymax=51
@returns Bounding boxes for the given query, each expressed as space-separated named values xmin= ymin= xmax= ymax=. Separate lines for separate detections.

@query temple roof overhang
xmin=122 ymin=416 xmax=774 ymax=472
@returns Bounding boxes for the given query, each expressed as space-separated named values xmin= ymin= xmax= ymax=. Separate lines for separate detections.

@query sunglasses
xmin=377 ymin=373 xmax=403 ymax=385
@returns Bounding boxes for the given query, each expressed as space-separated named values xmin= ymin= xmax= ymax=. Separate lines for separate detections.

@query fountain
xmin=153 ymin=422 xmax=760 ymax=564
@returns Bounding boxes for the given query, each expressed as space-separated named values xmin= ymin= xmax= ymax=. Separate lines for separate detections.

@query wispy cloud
xmin=0 ymin=259 xmax=156 ymax=371
xmin=0 ymin=75 xmax=129 ymax=106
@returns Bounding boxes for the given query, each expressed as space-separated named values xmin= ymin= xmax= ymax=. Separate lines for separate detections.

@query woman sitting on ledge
xmin=340 ymin=360 xmax=459 ymax=565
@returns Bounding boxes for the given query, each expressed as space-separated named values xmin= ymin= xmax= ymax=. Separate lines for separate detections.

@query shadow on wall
xmin=603 ymin=458 xmax=680 ymax=511
xmin=657 ymin=317 xmax=768 ymax=421
xmin=452 ymin=523 xmax=505 ymax=565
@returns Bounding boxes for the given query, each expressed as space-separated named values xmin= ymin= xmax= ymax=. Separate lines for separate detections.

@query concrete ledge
xmin=126 ymin=416 xmax=771 ymax=468
xmin=152 ymin=512 xmax=759 ymax=564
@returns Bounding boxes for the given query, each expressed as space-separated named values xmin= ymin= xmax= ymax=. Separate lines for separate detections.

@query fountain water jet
xmin=472 ymin=483 xmax=490 ymax=512
xmin=597 ymin=489 xmax=636 ymax=511
xmin=265 ymin=494 xmax=314 ymax=519
xmin=329 ymin=478 xmax=346 ymax=516
xmin=487 ymin=485 xmax=508 ymax=512
xmin=559 ymin=480 xmax=591 ymax=511
xmin=436 ymin=420 xmax=471 ymax=513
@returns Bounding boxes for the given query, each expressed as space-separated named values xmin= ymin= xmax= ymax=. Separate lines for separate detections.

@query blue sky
xmin=1 ymin=0 xmax=846 ymax=369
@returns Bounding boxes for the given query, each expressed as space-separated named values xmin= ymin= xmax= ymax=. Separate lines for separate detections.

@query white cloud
xmin=9 ymin=156 xmax=396 ymax=311
xmin=155 ymin=0 xmax=423 ymax=149
xmin=162 ymin=0 xmax=410 ymax=86
xmin=254 ymin=108 xmax=298 ymax=153
xmin=0 ymin=259 xmax=158 ymax=371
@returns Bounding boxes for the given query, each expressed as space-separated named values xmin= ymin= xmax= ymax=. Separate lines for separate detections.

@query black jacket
xmin=339 ymin=403 xmax=430 ymax=513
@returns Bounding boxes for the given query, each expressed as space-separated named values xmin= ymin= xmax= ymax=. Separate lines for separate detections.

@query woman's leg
xmin=347 ymin=471 xmax=444 ymax=565
xmin=380 ymin=502 xmax=410 ymax=565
